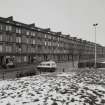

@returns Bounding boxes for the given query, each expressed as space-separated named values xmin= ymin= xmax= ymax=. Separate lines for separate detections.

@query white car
xmin=6 ymin=61 xmax=15 ymax=68
xmin=37 ymin=60 xmax=57 ymax=72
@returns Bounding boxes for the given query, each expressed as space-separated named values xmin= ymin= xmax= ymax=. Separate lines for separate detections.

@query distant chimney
xmin=56 ymin=32 xmax=62 ymax=35
xmin=28 ymin=23 xmax=35 ymax=27
xmin=7 ymin=16 xmax=13 ymax=21
xmin=78 ymin=38 xmax=82 ymax=41
xmin=65 ymin=34 xmax=71 ymax=38
xmin=43 ymin=28 xmax=50 ymax=32
xmin=73 ymin=37 xmax=77 ymax=40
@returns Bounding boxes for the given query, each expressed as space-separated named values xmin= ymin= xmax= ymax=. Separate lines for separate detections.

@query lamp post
xmin=93 ymin=23 xmax=98 ymax=69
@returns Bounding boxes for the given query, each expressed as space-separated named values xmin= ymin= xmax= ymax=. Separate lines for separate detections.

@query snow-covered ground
xmin=0 ymin=70 xmax=105 ymax=105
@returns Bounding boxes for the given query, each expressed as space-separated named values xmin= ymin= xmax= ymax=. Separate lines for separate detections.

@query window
xmin=5 ymin=35 xmax=12 ymax=42
xmin=0 ymin=35 xmax=3 ymax=41
xmin=31 ymin=47 xmax=34 ymax=53
xmin=31 ymin=31 xmax=35 ymax=36
xmin=33 ymin=32 xmax=35 ymax=36
xmin=6 ymin=25 xmax=12 ymax=31
xmin=24 ymin=56 xmax=27 ymax=62
xmin=26 ymin=31 xmax=30 ymax=35
xmin=58 ymin=43 xmax=59 ymax=47
xmin=45 ymin=34 xmax=47 ymax=38
xmin=6 ymin=45 xmax=12 ymax=53
xmin=6 ymin=26 xmax=8 ymax=31
xmin=32 ymin=32 xmax=35 ymax=36
xmin=33 ymin=39 xmax=35 ymax=44
xmin=48 ymin=35 xmax=51 ymax=39
xmin=16 ymin=37 xmax=21 ymax=43
xmin=16 ymin=45 xmax=21 ymax=53
xmin=10 ymin=36 xmax=13 ymax=42
xmin=0 ymin=24 xmax=3 ymax=30
xmin=5 ymin=35 xmax=13 ymax=42
xmin=26 ymin=38 xmax=29 ymax=44
xmin=0 ymin=45 xmax=3 ymax=52
xmin=45 ymin=41 xmax=47 ymax=46
xmin=48 ymin=41 xmax=51 ymax=46
xmin=46 ymin=64 xmax=50 ymax=66
xmin=16 ymin=28 xmax=21 ymax=34
xmin=16 ymin=28 xmax=18 ymax=33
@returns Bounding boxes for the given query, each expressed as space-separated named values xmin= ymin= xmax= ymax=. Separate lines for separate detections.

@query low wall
xmin=0 ymin=61 xmax=78 ymax=79
xmin=0 ymin=64 xmax=37 ymax=79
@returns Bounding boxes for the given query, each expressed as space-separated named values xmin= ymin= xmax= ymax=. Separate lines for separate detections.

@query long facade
xmin=0 ymin=16 xmax=105 ymax=66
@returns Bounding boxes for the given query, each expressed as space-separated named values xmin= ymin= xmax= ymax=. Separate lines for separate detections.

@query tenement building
xmin=0 ymin=16 xmax=105 ymax=66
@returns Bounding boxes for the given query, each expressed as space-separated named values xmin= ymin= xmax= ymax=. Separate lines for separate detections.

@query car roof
xmin=41 ymin=60 xmax=56 ymax=64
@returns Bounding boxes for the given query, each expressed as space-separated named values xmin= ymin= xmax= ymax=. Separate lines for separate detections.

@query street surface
xmin=0 ymin=69 xmax=105 ymax=105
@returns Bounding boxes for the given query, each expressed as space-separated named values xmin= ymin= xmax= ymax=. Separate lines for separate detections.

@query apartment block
xmin=0 ymin=16 xmax=104 ymax=67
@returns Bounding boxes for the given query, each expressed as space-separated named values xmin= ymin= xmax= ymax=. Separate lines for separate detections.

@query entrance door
xmin=0 ymin=56 xmax=5 ymax=65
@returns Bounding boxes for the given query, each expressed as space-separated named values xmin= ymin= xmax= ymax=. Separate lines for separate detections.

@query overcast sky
xmin=0 ymin=0 xmax=105 ymax=45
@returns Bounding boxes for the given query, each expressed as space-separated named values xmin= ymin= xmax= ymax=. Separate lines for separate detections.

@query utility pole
xmin=93 ymin=23 xmax=98 ymax=69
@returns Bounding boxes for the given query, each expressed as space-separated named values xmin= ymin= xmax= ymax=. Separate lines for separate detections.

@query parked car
xmin=6 ymin=61 xmax=15 ymax=68
xmin=37 ymin=60 xmax=57 ymax=72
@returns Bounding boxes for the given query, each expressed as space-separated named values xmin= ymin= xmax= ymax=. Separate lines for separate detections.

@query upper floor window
xmin=5 ymin=35 xmax=13 ymax=42
xmin=48 ymin=35 xmax=51 ymax=39
xmin=0 ymin=45 xmax=3 ymax=52
xmin=32 ymin=39 xmax=35 ymax=44
xmin=24 ymin=56 xmax=27 ymax=62
xmin=6 ymin=25 xmax=12 ymax=31
xmin=6 ymin=45 xmax=12 ymax=53
xmin=26 ymin=31 xmax=30 ymax=35
xmin=45 ymin=34 xmax=47 ymax=38
xmin=0 ymin=35 xmax=3 ymax=41
xmin=0 ymin=24 xmax=3 ymax=31
xmin=16 ymin=28 xmax=21 ymax=34
xmin=58 ymin=37 xmax=60 ymax=41
xmin=32 ymin=32 xmax=35 ymax=36
xmin=16 ymin=45 xmax=21 ymax=53
xmin=48 ymin=41 xmax=51 ymax=46
xmin=44 ymin=41 xmax=47 ymax=46
xmin=16 ymin=37 xmax=21 ymax=43
xmin=30 ymin=31 xmax=35 ymax=36
xmin=26 ymin=38 xmax=30 ymax=44
xmin=58 ymin=43 xmax=59 ymax=47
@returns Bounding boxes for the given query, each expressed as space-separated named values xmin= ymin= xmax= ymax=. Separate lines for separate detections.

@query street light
xmin=93 ymin=23 xmax=98 ymax=69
